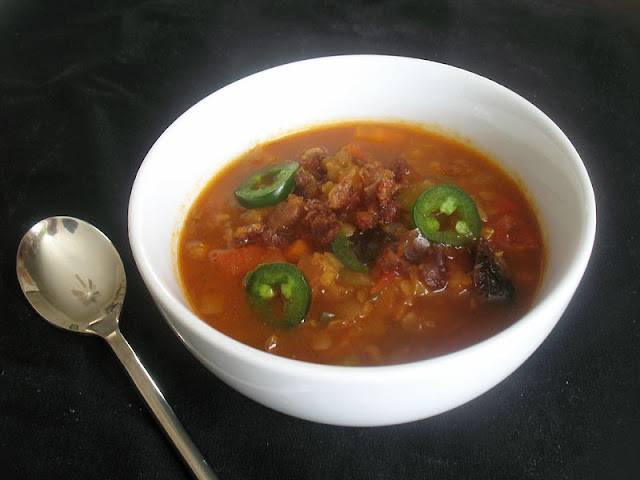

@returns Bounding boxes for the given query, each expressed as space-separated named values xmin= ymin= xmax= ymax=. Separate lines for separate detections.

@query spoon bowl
xmin=17 ymin=216 xmax=217 ymax=480
xmin=17 ymin=217 xmax=125 ymax=334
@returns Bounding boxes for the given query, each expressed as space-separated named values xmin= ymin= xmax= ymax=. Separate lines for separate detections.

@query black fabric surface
xmin=2 ymin=1 xmax=639 ymax=478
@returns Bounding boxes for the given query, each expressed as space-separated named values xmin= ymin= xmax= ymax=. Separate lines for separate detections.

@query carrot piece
xmin=370 ymin=271 xmax=400 ymax=295
xmin=286 ymin=239 xmax=311 ymax=261
xmin=213 ymin=244 xmax=285 ymax=277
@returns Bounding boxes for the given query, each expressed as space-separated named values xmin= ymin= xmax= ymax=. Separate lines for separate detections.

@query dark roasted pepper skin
xmin=472 ymin=238 xmax=515 ymax=301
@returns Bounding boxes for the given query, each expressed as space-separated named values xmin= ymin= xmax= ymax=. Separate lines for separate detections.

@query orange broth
xmin=178 ymin=122 xmax=545 ymax=365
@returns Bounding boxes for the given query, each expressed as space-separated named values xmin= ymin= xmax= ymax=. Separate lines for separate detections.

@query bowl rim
xmin=128 ymin=54 xmax=597 ymax=379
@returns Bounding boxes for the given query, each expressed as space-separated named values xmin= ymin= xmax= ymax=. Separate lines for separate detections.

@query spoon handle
xmin=103 ymin=328 xmax=218 ymax=480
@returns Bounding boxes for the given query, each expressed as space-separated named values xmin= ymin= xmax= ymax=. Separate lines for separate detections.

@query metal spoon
xmin=16 ymin=216 xmax=218 ymax=480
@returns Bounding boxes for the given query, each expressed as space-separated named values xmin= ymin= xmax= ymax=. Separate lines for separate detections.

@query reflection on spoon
xmin=16 ymin=216 xmax=218 ymax=480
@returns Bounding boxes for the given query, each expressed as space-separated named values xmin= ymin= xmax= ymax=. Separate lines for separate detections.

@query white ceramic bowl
xmin=128 ymin=55 xmax=596 ymax=426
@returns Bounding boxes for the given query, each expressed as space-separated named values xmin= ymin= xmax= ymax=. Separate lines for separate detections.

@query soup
xmin=178 ymin=122 xmax=544 ymax=366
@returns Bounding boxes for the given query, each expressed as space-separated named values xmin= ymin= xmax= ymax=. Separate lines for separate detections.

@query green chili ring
xmin=331 ymin=228 xmax=369 ymax=274
xmin=244 ymin=262 xmax=312 ymax=328
xmin=235 ymin=163 xmax=299 ymax=208
xmin=412 ymin=184 xmax=482 ymax=247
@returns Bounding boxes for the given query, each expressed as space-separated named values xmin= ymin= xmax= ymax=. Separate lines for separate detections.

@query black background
xmin=1 ymin=1 xmax=639 ymax=479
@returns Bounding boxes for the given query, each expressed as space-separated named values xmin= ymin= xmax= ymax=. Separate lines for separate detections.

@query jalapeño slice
xmin=331 ymin=228 xmax=369 ymax=274
xmin=244 ymin=262 xmax=312 ymax=328
xmin=235 ymin=163 xmax=299 ymax=208
xmin=412 ymin=184 xmax=482 ymax=247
